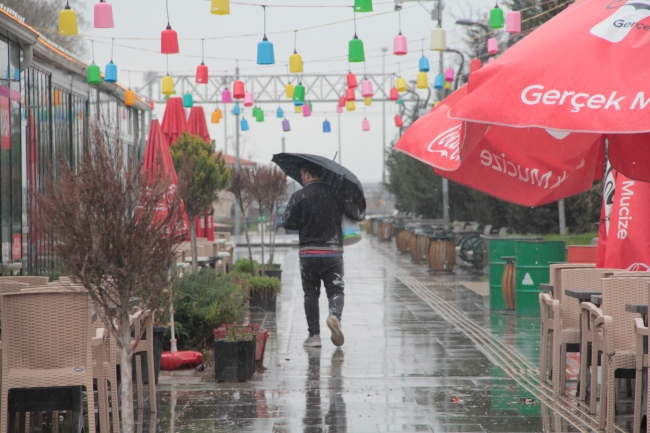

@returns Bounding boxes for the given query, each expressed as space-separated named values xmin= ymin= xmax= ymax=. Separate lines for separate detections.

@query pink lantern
xmin=393 ymin=33 xmax=407 ymax=56
xmin=506 ymin=11 xmax=521 ymax=34
xmin=362 ymin=118 xmax=370 ymax=131
xmin=336 ymin=105 xmax=343 ymax=113
xmin=347 ymin=72 xmax=358 ymax=89
xmin=94 ymin=0 xmax=114 ymax=28
xmin=338 ymin=96 xmax=346 ymax=107
xmin=243 ymin=92 xmax=253 ymax=107
xmin=487 ymin=38 xmax=499 ymax=55
xmin=444 ymin=67 xmax=454 ymax=83
xmin=222 ymin=88 xmax=232 ymax=103
xmin=394 ymin=114 xmax=403 ymax=127
xmin=470 ymin=58 xmax=482 ymax=74
xmin=303 ymin=104 xmax=311 ymax=117
xmin=361 ymin=79 xmax=373 ymax=98
xmin=346 ymin=88 xmax=356 ymax=102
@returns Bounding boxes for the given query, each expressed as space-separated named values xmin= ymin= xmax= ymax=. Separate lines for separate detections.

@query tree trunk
xmin=259 ymin=207 xmax=265 ymax=276
xmin=190 ymin=219 xmax=198 ymax=271
xmin=120 ymin=313 xmax=135 ymax=433
xmin=241 ymin=206 xmax=254 ymax=275
xmin=269 ymin=206 xmax=275 ymax=265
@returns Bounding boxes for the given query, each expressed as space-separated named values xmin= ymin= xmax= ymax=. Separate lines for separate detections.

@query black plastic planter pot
xmin=214 ymin=338 xmax=256 ymax=382
xmin=136 ymin=326 xmax=166 ymax=385
xmin=250 ymin=291 xmax=277 ymax=312
xmin=264 ymin=268 xmax=282 ymax=281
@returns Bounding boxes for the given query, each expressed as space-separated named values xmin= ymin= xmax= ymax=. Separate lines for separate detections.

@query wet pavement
xmin=140 ymin=235 xmax=632 ymax=432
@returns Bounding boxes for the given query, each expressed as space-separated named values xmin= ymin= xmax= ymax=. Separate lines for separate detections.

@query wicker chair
xmin=592 ymin=276 xmax=648 ymax=432
xmin=539 ymin=263 xmax=594 ymax=384
xmin=131 ymin=309 xmax=157 ymax=413
xmin=0 ymin=291 xmax=101 ymax=433
xmin=632 ymin=281 xmax=650 ymax=433
xmin=0 ymin=276 xmax=49 ymax=286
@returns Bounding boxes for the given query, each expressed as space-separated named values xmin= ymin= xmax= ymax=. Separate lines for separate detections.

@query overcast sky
xmin=75 ymin=0 xmax=497 ymax=182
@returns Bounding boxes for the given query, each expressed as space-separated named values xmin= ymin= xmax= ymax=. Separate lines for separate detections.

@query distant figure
xmin=283 ymin=161 xmax=365 ymax=347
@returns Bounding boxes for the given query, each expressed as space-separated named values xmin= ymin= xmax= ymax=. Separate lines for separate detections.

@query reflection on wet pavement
xmin=140 ymin=236 xmax=608 ymax=432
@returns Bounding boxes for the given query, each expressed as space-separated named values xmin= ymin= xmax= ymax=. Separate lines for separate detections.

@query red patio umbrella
xmin=187 ymin=106 xmax=211 ymax=143
xmin=161 ymin=97 xmax=187 ymax=147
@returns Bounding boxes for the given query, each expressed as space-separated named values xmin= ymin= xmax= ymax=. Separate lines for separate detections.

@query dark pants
xmin=300 ymin=256 xmax=345 ymax=336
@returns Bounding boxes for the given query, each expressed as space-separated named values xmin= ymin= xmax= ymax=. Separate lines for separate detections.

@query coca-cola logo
xmin=626 ymin=263 xmax=650 ymax=271
xmin=426 ymin=124 xmax=461 ymax=161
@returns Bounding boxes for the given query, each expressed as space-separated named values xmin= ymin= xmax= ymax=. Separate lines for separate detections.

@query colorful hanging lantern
xmin=346 ymin=100 xmax=355 ymax=111
xmin=323 ymin=120 xmax=331 ymax=133
xmin=256 ymin=109 xmax=265 ymax=122
xmin=419 ymin=56 xmax=430 ymax=73
xmin=87 ymin=63 xmax=102 ymax=85
xmin=364 ymin=97 xmax=372 ymax=106
xmin=393 ymin=33 xmax=407 ymax=56
xmin=433 ymin=74 xmax=444 ymax=89
xmin=196 ymin=63 xmax=208 ymax=83
xmin=162 ymin=76 xmax=174 ymax=95
xmin=444 ymin=67 xmax=454 ymax=83
xmin=276 ymin=107 xmax=284 ymax=118
xmin=183 ymin=93 xmax=194 ymax=108
xmin=150 ymin=100 xmax=155 ymax=110
xmin=244 ymin=92 xmax=254 ymax=107
xmin=396 ymin=77 xmax=407 ymax=93
xmin=396 ymin=97 xmax=403 ymax=105
xmin=295 ymin=105 xmax=302 ymax=113
xmin=470 ymin=58 xmax=482 ymax=74
xmin=94 ymin=0 xmax=114 ymax=28
xmin=362 ymin=118 xmax=370 ymax=131
xmin=282 ymin=118 xmax=291 ymax=132
xmin=487 ymin=38 xmax=499 ymax=55
xmin=354 ymin=0 xmax=373 ymax=12
xmin=59 ymin=2 xmax=78 ymax=36
xmin=233 ymin=80 xmax=245 ymax=99
xmin=285 ymin=83 xmax=294 ymax=99
xmin=104 ymin=61 xmax=117 ymax=83
xmin=336 ymin=105 xmax=343 ymax=114
xmin=430 ymin=28 xmax=446 ymax=51
xmin=349 ymin=35 xmax=365 ymax=63
xmin=361 ymin=79 xmax=373 ymax=97
xmin=338 ymin=96 xmax=346 ymax=107
xmin=211 ymin=0 xmax=230 ymax=15
xmin=303 ymin=104 xmax=311 ymax=117
xmin=506 ymin=11 xmax=521 ymax=33
xmin=161 ymin=25 xmax=179 ymax=54
xmin=216 ymin=108 xmax=223 ymax=119
xmin=125 ymin=89 xmax=136 ymax=106
xmin=443 ymin=81 xmax=451 ymax=90
xmin=240 ymin=118 xmax=249 ymax=131
xmin=233 ymin=104 xmax=241 ymax=115
xmin=252 ymin=106 xmax=259 ymax=118
xmin=290 ymin=52 xmax=303 ymax=73
xmin=394 ymin=114 xmax=403 ymax=127
xmin=347 ymin=72 xmax=358 ymax=89
xmin=292 ymin=83 xmax=305 ymax=105
xmin=416 ymin=72 xmax=428 ymax=89
xmin=389 ymin=87 xmax=399 ymax=101
xmin=346 ymin=88 xmax=356 ymax=102
xmin=222 ymin=88 xmax=233 ymax=103
xmin=489 ymin=3 xmax=505 ymax=29
xmin=211 ymin=109 xmax=221 ymax=123
xmin=257 ymin=37 xmax=275 ymax=65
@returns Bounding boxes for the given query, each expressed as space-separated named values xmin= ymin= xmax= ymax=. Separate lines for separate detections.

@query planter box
xmin=214 ymin=338 xmax=255 ymax=382
xmin=250 ymin=291 xmax=277 ymax=312
xmin=213 ymin=324 xmax=271 ymax=363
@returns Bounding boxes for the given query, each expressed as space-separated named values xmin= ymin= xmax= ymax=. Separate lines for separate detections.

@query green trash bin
xmin=514 ymin=240 xmax=566 ymax=317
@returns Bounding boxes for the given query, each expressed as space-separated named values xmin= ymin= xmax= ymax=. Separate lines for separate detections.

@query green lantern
xmin=354 ymin=0 xmax=372 ymax=12
xmin=87 ymin=63 xmax=102 ymax=85
xmin=292 ymin=83 xmax=306 ymax=105
xmin=257 ymin=109 xmax=264 ymax=122
xmin=489 ymin=3 xmax=504 ymax=29
xmin=349 ymin=35 xmax=365 ymax=63
xmin=183 ymin=93 xmax=194 ymax=108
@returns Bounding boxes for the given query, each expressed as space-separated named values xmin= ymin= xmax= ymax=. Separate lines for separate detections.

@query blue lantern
xmin=257 ymin=37 xmax=275 ymax=65
xmin=105 ymin=61 xmax=117 ymax=83
xmin=241 ymin=118 xmax=249 ymax=131
xmin=183 ymin=93 xmax=194 ymax=108
xmin=323 ymin=120 xmax=331 ymax=133
xmin=276 ymin=107 xmax=284 ymax=118
xmin=434 ymin=74 xmax=444 ymax=89
xmin=396 ymin=97 xmax=403 ymax=105
xmin=233 ymin=104 xmax=241 ymax=115
xmin=418 ymin=56 xmax=430 ymax=73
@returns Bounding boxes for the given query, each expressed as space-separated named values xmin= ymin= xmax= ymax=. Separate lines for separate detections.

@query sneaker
xmin=326 ymin=316 xmax=345 ymax=347
xmin=303 ymin=334 xmax=322 ymax=347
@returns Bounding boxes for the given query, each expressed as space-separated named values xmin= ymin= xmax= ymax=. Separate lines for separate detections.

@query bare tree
xmin=227 ymin=168 xmax=255 ymax=271
xmin=263 ymin=166 xmax=289 ymax=265
xmin=249 ymin=166 xmax=271 ymax=276
xmin=35 ymin=123 xmax=186 ymax=433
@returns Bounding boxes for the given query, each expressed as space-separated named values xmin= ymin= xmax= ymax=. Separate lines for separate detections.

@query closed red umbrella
xmin=161 ymin=97 xmax=187 ymax=147
xmin=187 ymin=106 xmax=211 ymax=143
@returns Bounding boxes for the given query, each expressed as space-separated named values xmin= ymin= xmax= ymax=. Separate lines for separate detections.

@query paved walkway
xmin=145 ymin=235 xmax=631 ymax=433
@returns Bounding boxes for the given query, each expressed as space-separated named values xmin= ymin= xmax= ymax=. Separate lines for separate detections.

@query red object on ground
xmin=161 ymin=97 xmax=187 ymax=146
xmin=141 ymin=119 xmax=190 ymax=236
xmin=568 ymin=246 xmax=598 ymax=264
xmin=205 ymin=208 xmax=214 ymax=241
xmin=186 ymin=106 xmax=211 ymax=143
xmin=160 ymin=351 xmax=203 ymax=370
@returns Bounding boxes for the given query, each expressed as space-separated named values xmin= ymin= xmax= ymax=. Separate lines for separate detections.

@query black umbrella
xmin=271 ymin=152 xmax=366 ymax=212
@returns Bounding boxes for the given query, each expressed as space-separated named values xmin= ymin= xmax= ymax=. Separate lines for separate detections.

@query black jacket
xmin=283 ymin=181 xmax=365 ymax=252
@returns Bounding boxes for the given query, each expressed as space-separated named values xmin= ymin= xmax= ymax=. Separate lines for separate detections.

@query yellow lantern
xmin=295 ymin=105 xmax=302 ymax=113
xmin=290 ymin=52 xmax=303 ymax=74
xmin=211 ymin=109 xmax=221 ymax=124
xmin=346 ymin=100 xmax=355 ymax=111
xmin=396 ymin=77 xmax=407 ymax=92
xmin=211 ymin=0 xmax=230 ymax=15
xmin=416 ymin=72 xmax=428 ymax=89
xmin=285 ymin=83 xmax=294 ymax=99
xmin=162 ymin=76 xmax=175 ymax=96
xmin=364 ymin=97 xmax=371 ymax=106
xmin=443 ymin=81 xmax=451 ymax=90
xmin=59 ymin=3 xmax=78 ymax=36
xmin=125 ymin=89 xmax=136 ymax=106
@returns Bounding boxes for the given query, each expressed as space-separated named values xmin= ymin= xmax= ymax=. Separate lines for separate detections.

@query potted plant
xmin=213 ymin=323 xmax=271 ymax=365
xmin=248 ymin=276 xmax=281 ymax=312
xmin=214 ymin=327 xmax=256 ymax=381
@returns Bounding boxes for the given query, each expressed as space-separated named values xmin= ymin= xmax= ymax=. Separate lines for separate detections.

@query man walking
xmin=283 ymin=162 xmax=365 ymax=347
